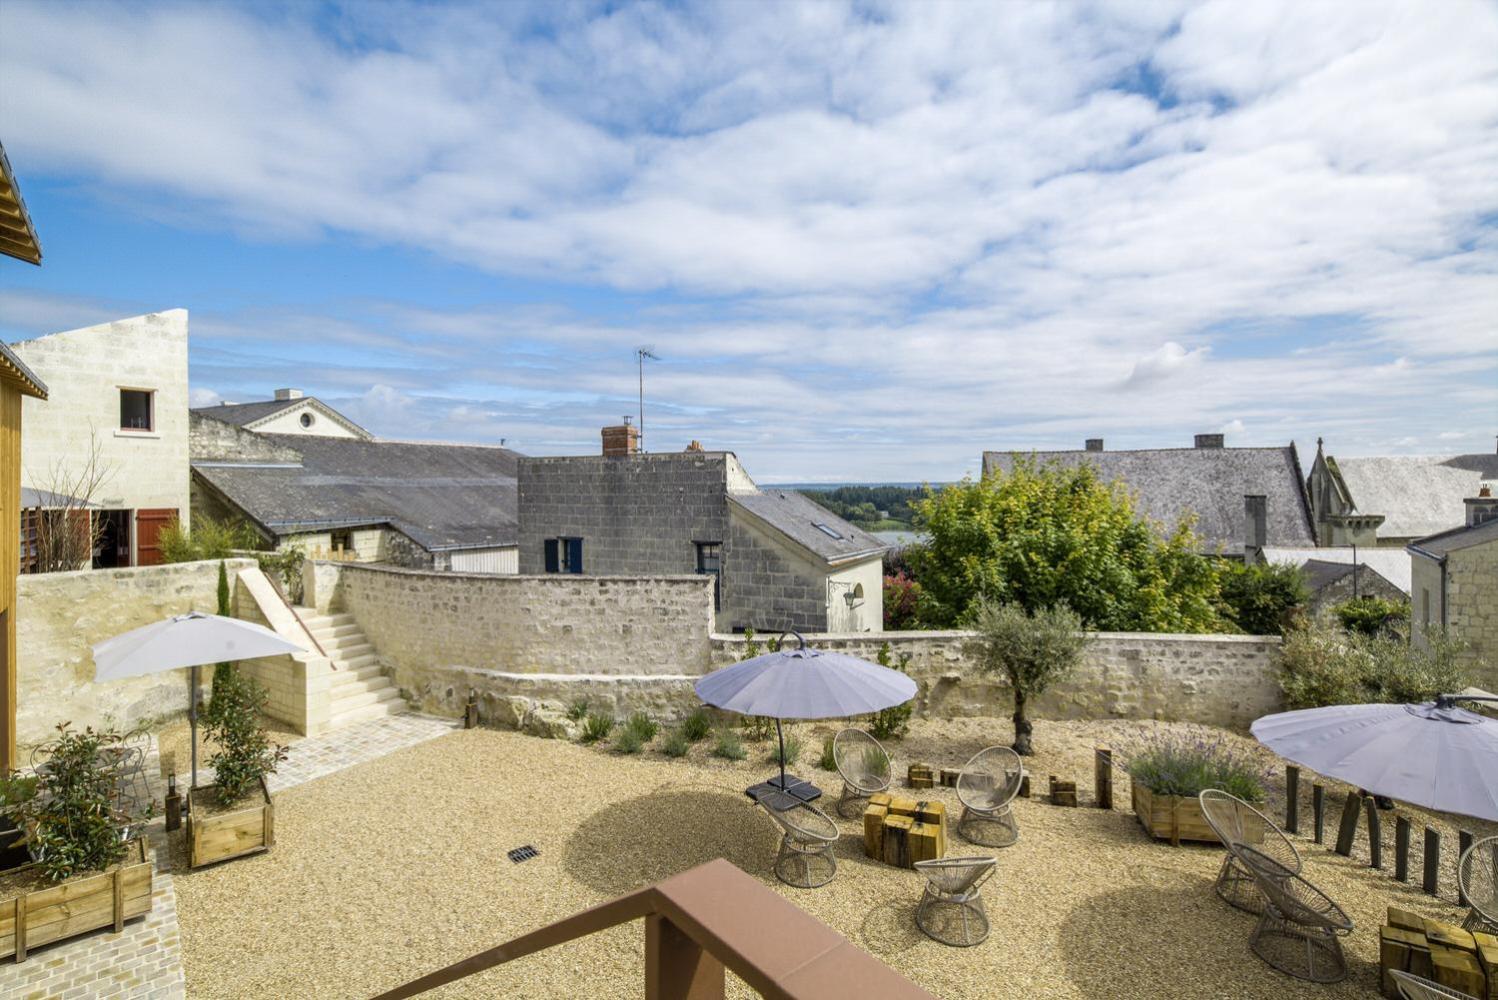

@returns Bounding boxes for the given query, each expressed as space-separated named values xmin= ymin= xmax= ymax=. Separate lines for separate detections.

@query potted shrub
xmin=1 ymin=723 xmax=156 ymax=962
xmin=187 ymin=669 xmax=287 ymax=868
xmin=1125 ymin=730 xmax=1268 ymax=846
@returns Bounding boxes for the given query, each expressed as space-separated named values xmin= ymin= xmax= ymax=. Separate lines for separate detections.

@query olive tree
xmin=969 ymin=598 xmax=1086 ymax=755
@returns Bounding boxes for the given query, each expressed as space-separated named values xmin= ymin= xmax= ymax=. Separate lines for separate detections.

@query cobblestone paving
xmin=0 ymin=713 xmax=458 ymax=998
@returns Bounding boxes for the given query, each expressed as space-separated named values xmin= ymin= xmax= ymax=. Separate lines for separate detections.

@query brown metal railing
xmin=370 ymin=858 xmax=936 ymax=1000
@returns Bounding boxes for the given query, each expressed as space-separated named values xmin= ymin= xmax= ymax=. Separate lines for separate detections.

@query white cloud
xmin=188 ymin=387 xmax=221 ymax=408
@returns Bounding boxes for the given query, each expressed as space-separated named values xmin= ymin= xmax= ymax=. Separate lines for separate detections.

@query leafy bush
xmin=712 ymin=727 xmax=747 ymax=761
xmin=566 ymin=698 xmax=591 ymax=722
xmin=662 ymin=728 xmax=692 ymax=758
xmin=614 ymin=727 xmax=646 ymax=754
xmin=768 ymin=731 xmax=803 ymax=767
xmin=255 ymin=545 xmax=306 ymax=604
xmin=624 ymin=712 xmax=659 ymax=743
xmin=159 ymin=514 xmax=259 ymax=564
xmin=1278 ymin=621 xmax=1467 ymax=709
xmin=580 ymin=711 xmax=615 ymax=744
xmin=969 ymin=599 xmax=1086 ymax=755
xmin=1334 ymin=596 xmax=1409 ymax=637
xmin=883 ymin=571 xmax=929 ymax=630
xmin=680 ymin=708 xmax=712 ymax=742
xmin=1125 ymin=728 xmax=1268 ymax=803
xmin=7 ymin=724 xmax=155 ymax=881
xmin=819 ymin=734 xmax=837 ymax=771
xmin=867 ymin=642 xmax=914 ymax=740
xmin=205 ymin=671 xmax=288 ymax=805
xmin=1218 ymin=561 xmax=1307 ymax=636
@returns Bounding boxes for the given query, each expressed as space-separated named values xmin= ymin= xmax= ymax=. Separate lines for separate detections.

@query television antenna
xmin=636 ymin=347 xmax=659 ymax=452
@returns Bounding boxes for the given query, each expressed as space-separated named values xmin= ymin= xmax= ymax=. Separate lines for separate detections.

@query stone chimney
xmin=1194 ymin=433 xmax=1225 ymax=449
xmin=1243 ymin=495 xmax=1267 ymax=557
xmin=602 ymin=417 xmax=639 ymax=457
xmin=1465 ymin=484 xmax=1498 ymax=528
xmin=1085 ymin=438 xmax=1104 ymax=452
xmin=274 ymin=388 xmax=304 ymax=401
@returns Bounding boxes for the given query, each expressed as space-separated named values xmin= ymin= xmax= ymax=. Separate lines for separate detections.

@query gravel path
xmin=170 ymin=717 xmax=1485 ymax=999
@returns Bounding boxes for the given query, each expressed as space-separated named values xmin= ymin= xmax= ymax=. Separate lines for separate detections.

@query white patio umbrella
xmin=1251 ymin=694 xmax=1498 ymax=823
xmin=695 ymin=632 xmax=918 ymax=790
xmin=92 ymin=611 xmax=305 ymax=788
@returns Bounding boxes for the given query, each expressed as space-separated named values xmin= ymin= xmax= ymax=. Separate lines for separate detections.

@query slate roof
xmin=730 ymin=489 xmax=888 ymax=565
xmin=192 ymin=397 xmax=371 ymax=439
xmin=981 ymin=445 xmax=1315 ymax=553
xmin=1333 ymin=455 xmax=1496 ymax=539
xmin=1261 ymin=545 xmax=1412 ymax=595
xmin=192 ymin=433 xmax=520 ymax=551
xmin=1407 ymin=516 xmax=1498 ymax=559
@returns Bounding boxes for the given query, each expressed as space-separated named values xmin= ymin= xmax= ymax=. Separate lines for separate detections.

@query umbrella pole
xmin=189 ymin=664 xmax=199 ymax=790
xmin=776 ymin=717 xmax=786 ymax=789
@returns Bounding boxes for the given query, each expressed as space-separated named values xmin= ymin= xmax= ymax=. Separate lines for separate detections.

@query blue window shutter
xmin=544 ymin=539 xmax=559 ymax=573
xmin=567 ymin=537 xmax=583 ymax=574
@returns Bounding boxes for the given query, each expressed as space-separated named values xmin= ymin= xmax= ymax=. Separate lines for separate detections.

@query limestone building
xmin=10 ymin=310 xmax=192 ymax=569
xmin=518 ymin=425 xmax=887 ymax=634
xmin=1408 ymin=486 xmax=1498 ymax=691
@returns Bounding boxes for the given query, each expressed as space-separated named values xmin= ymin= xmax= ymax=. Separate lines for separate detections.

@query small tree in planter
xmin=190 ymin=671 xmax=288 ymax=867
xmin=968 ymin=598 xmax=1085 ymax=756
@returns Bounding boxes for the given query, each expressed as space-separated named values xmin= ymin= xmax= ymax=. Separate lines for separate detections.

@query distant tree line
xmin=800 ymin=485 xmax=924 ymax=531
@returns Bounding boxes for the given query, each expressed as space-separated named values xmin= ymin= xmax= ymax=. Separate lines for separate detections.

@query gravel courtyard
xmin=168 ymin=716 xmax=1486 ymax=999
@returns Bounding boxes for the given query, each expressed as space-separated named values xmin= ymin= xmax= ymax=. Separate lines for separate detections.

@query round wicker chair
xmin=1459 ymin=835 xmax=1498 ymax=934
xmin=1389 ymin=970 xmax=1477 ymax=1000
xmin=914 ymin=856 xmax=997 ymax=946
xmin=762 ymin=801 xmax=840 ymax=889
xmin=832 ymin=728 xmax=892 ymax=818
xmin=1238 ymin=846 xmax=1353 ymax=983
xmin=1198 ymin=789 xmax=1302 ymax=913
xmin=956 ymin=746 xmax=1023 ymax=848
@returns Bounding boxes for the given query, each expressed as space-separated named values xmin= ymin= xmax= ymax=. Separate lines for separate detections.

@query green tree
xmin=1217 ymin=561 xmax=1307 ymax=636
xmin=207 ymin=560 xmax=235 ymax=724
xmin=158 ymin=514 xmax=258 ymax=563
xmin=909 ymin=460 xmax=1223 ymax=631
xmin=969 ymin=599 xmax=1086 ymax=755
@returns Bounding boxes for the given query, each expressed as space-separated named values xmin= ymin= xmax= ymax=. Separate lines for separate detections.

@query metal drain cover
xmin=507 ymin=845 xmax=539 ymax=864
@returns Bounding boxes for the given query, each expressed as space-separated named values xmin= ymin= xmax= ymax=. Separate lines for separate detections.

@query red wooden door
xmin=135 ymin=508 xmax=177 ymax=566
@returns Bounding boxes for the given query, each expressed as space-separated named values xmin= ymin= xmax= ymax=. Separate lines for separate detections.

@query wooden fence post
xmin=1285 ymin=766 xmax=1299 ymax=835
xmin=1095 ymin=748 xmax=1112 ymax=811
xmin=1312 ymin=784 xmax=1325 ymax=844
xmin=1423 ymin=828 xmax=1441 ymax=895
xmin=1334 ymin=793 xmax=1362 ymax=857
xmin=1459 ymin=830 xmax=1474 ymax=907
xmin=1365 ymin=798 xmax=1382 ymax=869
xmin=1395 ymin=816 xmax=1411 ymax=882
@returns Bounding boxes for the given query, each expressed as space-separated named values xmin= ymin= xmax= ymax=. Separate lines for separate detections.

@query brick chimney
xmin=1085 ymin=438 xmax=1104 ymax=452
xmin=1194 ymin=433 xmax=1225 ymax=449
xmin=1465 ymin=484 xmax=1498 ymax=528
xmin=1243 ymin=495 xmax=1267 ymax=557
xmin=602 ymin=417 xmax=639 ymax=457
xmin=274 ymin=388 xmax=304 ymax=401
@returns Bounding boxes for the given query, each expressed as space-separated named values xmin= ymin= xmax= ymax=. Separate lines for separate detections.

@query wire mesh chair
xmin=956 ymin=746 xmax=1023 ymax=848
xmin=762 ymin=801 xmax=840 ymax=888
xmin=914 ymin=856 xmax=997 ymax=946
xmin=1238 ymin=846 xmax=1353 ymax=983
xmin=1458 ymin=835 xmax=1498 ymax=934
xmin=1198 ymin=789 xmax=1302 ymax=913
xmin=1389 ymin=970 xmax=1476 ymax=1000
xmin=832 ymin=728 xmax=892 ymax=818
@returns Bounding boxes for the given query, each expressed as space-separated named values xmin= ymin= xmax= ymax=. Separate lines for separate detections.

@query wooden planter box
xmin=187 ymin=777 xmax=274 ymax=868
xmin=1132 ymin=783 xmax=1224 ymax=846
xmin=0 ymin=837 xmax=153 ymax=962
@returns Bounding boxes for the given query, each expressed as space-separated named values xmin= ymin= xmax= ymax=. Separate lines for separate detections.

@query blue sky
xmin=1 ymin=0 xmax=1495 ymax=482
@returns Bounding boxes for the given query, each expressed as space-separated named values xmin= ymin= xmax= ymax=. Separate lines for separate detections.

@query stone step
xmin=318 ymin=635 xmax=373 ymax=656
xmin=328 ymin=697 xmax=408 ymax=728
xmin=329 ymin=662 xmax=388 ymax=690
xmin=331 ymin=684 xmax=401 ymax=712
xmin=330 ymin=652 xmax=378 ymax=673
xmin=310 ymin=622 xmax=361 ymax=641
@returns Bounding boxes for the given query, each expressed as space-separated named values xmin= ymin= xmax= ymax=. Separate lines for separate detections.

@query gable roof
xmin=1298 ymin=558 xmax=1405 ymax=598
xmin=0 ymin=341 xmax=46 ymax=398
xmin=191 ymin=397 xmax=372 ymax=440
xmin=1261 ymin=545 xmax=1411 ymax=594
xmin=1407 ymin=516 xmax=1498 ymax=560
xmin=981 ymin=444 xmax=1315 ymax=553
xmin=192 ymin=432 xmax=520 ymax=551
xmin=1333 ymin=456 xmax=1487 ymax=539
xmin=730 ymin=489 xmax=888 ymax=565
xmin=0 ymin=141 xmax=42 ymax=266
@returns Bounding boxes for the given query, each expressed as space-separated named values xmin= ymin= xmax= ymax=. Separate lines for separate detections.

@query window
xmin=696 ymin=541 xmax=721 ymax=609
xmin=119 ymin=389 xmax=154 ymax=431
xmin=300 ymin=411 xmax=316 ymax=428
xmin=330 ymin=528 xmax=352 ymax=554
xmin=811 ymin=522 xmax=843 ymax=540
xmin=544 ymin=537 xmax=583 ymax=574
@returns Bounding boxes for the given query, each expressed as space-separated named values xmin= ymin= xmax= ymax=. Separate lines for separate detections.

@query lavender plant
xmin=1123 ymin=727 xmax=1269 ymax=804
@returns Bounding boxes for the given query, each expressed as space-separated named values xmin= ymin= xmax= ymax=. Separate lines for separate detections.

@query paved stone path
xmin=0 ymin=713 xmax=459 ymax=999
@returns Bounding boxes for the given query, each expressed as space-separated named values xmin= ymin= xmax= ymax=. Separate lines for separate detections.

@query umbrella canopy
xmin=93 ymin=611 xmax=303 ymax=680
xmin=1251 ymin=700 xmax=1498 ymax=823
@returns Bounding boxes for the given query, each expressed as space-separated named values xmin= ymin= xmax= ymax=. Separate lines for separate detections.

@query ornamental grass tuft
xmin=711 ymin=727 xmax=747 ymax=761
xmin=580 ymin=711 xmax=615 ymax=744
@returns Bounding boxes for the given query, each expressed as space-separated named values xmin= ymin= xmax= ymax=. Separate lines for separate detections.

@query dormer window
xmin=119 ymin=389 xmax=154 ymax=432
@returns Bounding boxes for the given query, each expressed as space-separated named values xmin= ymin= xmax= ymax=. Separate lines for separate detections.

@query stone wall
xmin=718 ymin=507 xmax=830 ymax=634
xmin=711 ymin=630 xmax=1284 ymax=730
xmin=14 ymin=558 xmax=258 ymax=747
xmin=1447 ymin=540 xmax=1498 ymax=690
xmin=189 ymin=412 xmax=302 ymax=464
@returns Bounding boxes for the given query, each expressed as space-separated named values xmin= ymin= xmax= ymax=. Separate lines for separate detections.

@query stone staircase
xmin=296 ymin=608 xmax=408 ymax=729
